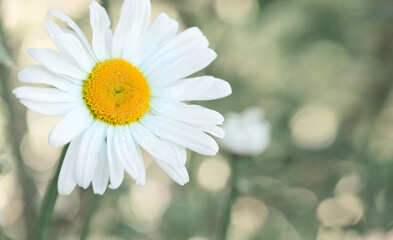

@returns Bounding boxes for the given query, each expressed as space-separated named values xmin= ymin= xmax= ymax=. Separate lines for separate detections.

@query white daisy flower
xmin=219 ymin=107 xmax=270 ymax=156
xmin=13 ymin=0 xmax=231 ymax=195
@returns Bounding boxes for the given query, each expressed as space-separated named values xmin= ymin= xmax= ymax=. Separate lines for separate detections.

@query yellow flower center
xmin=82 ymin=59 xmax=150 ymax=125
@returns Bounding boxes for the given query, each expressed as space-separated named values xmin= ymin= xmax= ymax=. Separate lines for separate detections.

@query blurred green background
xmin=1 ymin=0 xmax=393 ymax=239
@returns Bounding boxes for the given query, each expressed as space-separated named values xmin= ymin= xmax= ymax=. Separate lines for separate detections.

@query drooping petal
xmin=27 ymin=48 xmax=87 ymax=80
xmin=132 ymin=12 xmax=179 ymax=66
xmin=92 ymin=141 xmax=110 ymax=195
xmin=112 ymin=0 xmax=150 ymax=59
xmin=47 ymin=9 xmax=97 ymax=61
xmin=150 ymin=98 xmax=224 ymax=125
xmin=13 ymin=86 xmax=81 ymax=102
xmin=18 ymin=66 xmax=81 ymax=93
xmin=106 ymin=126 xmax=124 ymax=189
xmin=76 ymin=121 xmax=107 ymax=188
xmin=154 ymin=156 xmax=189 ymax=185
xmin=147 ymin=49 xmax=217 ymax=86
xmin=49 ymin=104 xmax=93 ymax=147
xmin=141 ymin=115 xmax=219 ymax=156
xmin=45 ymin=19 xmax=95 ymax=72
xmin=58 ymin=134 xmax=83 ymax=195
xmin=151 ymin=76 xmax=232 ymax=101
xmin=19 ymin=100 xmax=77 ymax=116
xmin=130 ymin=121 xmax=177 ymax=166
xmin=161 ymin=138 xmax=187 ymax=166
xmin=152 ymin=139 xmax=189 ymax=185
xmin=89 ymin=1 xmax=112 ymax=62
xmin=114 ymin=126 xmax=146 ymax=186
xmin=195 ymin=125 xmax=225 ymax=138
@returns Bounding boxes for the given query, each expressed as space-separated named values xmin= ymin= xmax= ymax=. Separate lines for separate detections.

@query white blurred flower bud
xmin=219 ymin=107 xmax=271 ymax=156
xmin=363 ymin=231 xmax=393 ymax=240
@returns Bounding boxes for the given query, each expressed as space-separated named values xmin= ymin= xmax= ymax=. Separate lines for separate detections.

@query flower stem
xmin=80 ymin=192 xmax=101 ymax=240
xmin=33 ymin=144 xmax=69 ymax=240
xmin=219 ymin=155 xmax=240 ymax=240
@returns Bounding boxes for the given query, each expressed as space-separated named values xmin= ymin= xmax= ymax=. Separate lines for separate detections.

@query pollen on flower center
xmin=82 ymin=59 xmax=150 ymax=125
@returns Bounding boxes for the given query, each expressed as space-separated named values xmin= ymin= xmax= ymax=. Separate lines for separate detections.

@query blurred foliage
xmin=2 ymin=0 xmax=393 ymax=239
xmin=0 ymin=32 xmax=11 ymax=65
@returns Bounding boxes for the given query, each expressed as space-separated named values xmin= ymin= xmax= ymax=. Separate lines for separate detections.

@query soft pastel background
xmin=0 ymin=0 xmax=392 ymax=239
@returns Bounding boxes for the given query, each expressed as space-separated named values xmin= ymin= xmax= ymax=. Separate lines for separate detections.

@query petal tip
xmin=26 ymin=48 xmax=36 ymax=56
xmin=47 ymin=9 xmax=57 ymax=16
xmin=11 ymin=87 xmax=19 ymax=96
xmin=209 ymin=49 xmax=218 ymax=60
xmin=58 ymin=183 xmax=75 ymax=196
xmin=225 ymin=81 xmax=232 ymax=96
xmin=136 ymin=180 xmax=145 ymax=187
xmin=48 ymin=132 xmax=64 ymax=148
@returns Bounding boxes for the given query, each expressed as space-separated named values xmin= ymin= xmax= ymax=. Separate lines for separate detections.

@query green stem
xmin=80 ymin=192 xmax=101 ymax=240
xmin=33 ymin=144 xmax=69 ymax=240
xmin=219 ymin=155 xmax=240 ymax=240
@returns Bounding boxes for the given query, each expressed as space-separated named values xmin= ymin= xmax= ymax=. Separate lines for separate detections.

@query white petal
xmin=112 ymin=126 xmax=137 ymax=180
xmin=111 ymin=0 xmax=136 ymax=58
xmin=132 ymin=12 xmax=179 ymax=66
xmin=152 ymin=76 xmax=232 ymax=101
xmin=122 ymin=0 xmax=151 ymax=60
xmin=162 ymin=139 xmax=187 ymax=166
xmin=45 ymin=19 xmax=95 ymax=72
xmin=129 ymin=121 xmax=177 ymax=166
xmin=92 ymin=141 xmax=110 ymax=195
xmin=27 ymin=48 xmax=87 ymax=80
xmin=112 ymin=0 xmax=151 ymax=59
xmin=13 ymin=86 xmax=81 ymax=102
xmin=154 ymin=157 xmax=189 ymax=185
xmin=150 ymin=98 xmax=224 ymax=125
xmin=19 ymin=100 xmax=77 ymax=116
xmin=114 ymin=126 xmax=146 ymax=186
xmin=148 ymin=49 xmax=217 ymax=87
xmin=107 ymin=126 xmax=124 ymax=189
xmin=49 ymin=105 xmax=93 ymax=147
xmin=141 ymin=115 xmax=219 ymax=156
xmin=143 ymin=29 xmax=208 ymax=76
xmin=45 ymin=19 xmax=68 ymax=53
xmin=89 ymin=1 xmax=112 ymax=61
xmin=58 ymin=134 xmax=83 ymax=195
xmin=76 ymin=121 xmax=106 ymax=188
xmin=141 ymin=27 xmax=205 ymax=70
xmin=196 ymin=125 xmax=225 ymax=138
xmin=18 ymin=66 xmax=81 ymax=93
xmin=130 ymin=123 xmax=189 ymax=185
xmin=47 ymin=9 xmax=96 ymax=61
